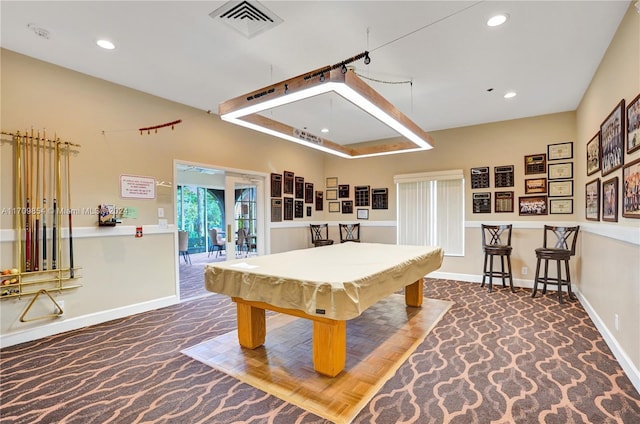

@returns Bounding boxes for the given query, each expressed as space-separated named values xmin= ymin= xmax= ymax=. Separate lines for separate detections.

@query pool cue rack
xmin=1 ymin=130 xmax=82 ymax=303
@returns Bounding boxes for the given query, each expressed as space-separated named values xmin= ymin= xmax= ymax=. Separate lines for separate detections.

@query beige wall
xmin=575 ymin=5 xmax=640 ymax=372
xmin=1 ymin=3 xmax=638 ymax=387
xmin=0 ymin=48 xmax=327 ymax=344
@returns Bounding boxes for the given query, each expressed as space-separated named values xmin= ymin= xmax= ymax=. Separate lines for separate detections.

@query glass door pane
xmin=224 ymin=174 xmax=264 ymax=259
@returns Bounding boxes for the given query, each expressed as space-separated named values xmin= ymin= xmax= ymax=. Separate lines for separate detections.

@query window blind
xmin=395 ymin=170 xmax=464 ymax=255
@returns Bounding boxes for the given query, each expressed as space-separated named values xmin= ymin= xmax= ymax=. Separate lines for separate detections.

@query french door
xmin=223 ymin=173 xmax=265 ymax=259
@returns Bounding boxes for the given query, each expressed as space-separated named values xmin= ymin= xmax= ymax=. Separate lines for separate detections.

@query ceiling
xmin=0 ymin=1 xmax=632 ymax=149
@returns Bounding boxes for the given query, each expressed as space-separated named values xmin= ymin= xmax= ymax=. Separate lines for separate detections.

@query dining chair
xmin=178 ymin=230 xmax=191 ymax=265
xmin=208 ymin=228 xmax=225 ymax=258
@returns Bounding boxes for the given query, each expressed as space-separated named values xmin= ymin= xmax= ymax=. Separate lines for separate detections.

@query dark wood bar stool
xmin=339 ymin=223 xmax=360 ymax=242
xmin=532 ymin=225 xmax=580 ymax=304
xmin=310 ymin=224 xmax=334 ymax=247
xmin=481 ymin=224 xmax=514 ymax=293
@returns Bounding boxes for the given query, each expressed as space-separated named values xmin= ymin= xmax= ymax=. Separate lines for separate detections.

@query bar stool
xmin=481 ymin=224 xmax=514 ymax=293
xmin=309 ymin=224 xmax=334 ymax=247
xmin=532 ymin=225 xmax=580 ymax=304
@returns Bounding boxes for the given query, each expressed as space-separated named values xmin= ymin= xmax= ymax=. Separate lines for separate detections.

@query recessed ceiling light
xmin=321 ymin=128 xmax=329 ymax=133
xmin=97 ymin=39 xmax=115 ymax=50
xmin=487 ymin=14 xmax=508 ymax=27
xmin=504 ymin=91 xmax=517 ymax=99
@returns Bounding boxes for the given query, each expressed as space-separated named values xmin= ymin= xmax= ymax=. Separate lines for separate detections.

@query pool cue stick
xmin=66 ymin=142 xmax=74 ymax=278
xmin=34 ymin=131 xmax=41 ymax=271
xmin=52 ymin=139 xmax=59 ymax=270
xmin=41 ymin=131 xmax=48 ymax=270
xmin=29 ymin=128 xmax=35 ymax=269
xmin=15 ymin=132 xmax=23 ymax=272
xmin=25 ymin=129 xmax=32 ymax=271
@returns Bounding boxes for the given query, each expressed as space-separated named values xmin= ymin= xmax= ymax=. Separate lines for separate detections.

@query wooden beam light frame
xmin=219 ymin=65 xmax=435 ymax=158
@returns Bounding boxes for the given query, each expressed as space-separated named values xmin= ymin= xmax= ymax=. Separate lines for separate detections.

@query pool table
xmin=204 ymin=242 xmax=443 ymax=376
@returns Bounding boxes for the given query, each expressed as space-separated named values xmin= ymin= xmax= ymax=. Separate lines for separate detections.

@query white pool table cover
xmin=204 ymin=242 xmax=443 ymax=320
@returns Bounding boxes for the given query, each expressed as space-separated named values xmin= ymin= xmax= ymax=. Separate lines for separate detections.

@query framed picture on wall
xmin=600 ymin=99 xmax=625 ymax=176
xmin=627 ymin=93 xmax=640 ymax=154
xmin=524 ymin=178 xmax=547 ymax=194
xmin=549 ymin=199 xmax=573 ymax=214
xmin=586 ymin=133 xmax=601 ymax=176
xmin=585 ymin=178 xmax=600 ymax=221
xmin=518 ymin=196 xmax=547 ymax=216
xmin=547 ymin=141 xmax=573 ymax=161
xmin=602 ymin=177 xmax=618 ymax=222
xmin=338 ymin=184 xmax=350 ymax=198
xmin=524 ymin=154 xmax=546 ymax=175
xmin=495 ymin=191 xmax=514 ymax=213
xmin=341 ymin=200 xmax=354 ymax=214
xmin=548 ymin=162 xmax=573 ymax=180
xmin=548 ymin=180 xmax=573 ymax=197
xmin=622 ymin=157 xmax=640 ymax=219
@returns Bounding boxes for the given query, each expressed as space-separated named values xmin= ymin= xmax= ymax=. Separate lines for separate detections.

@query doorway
xmin=175 ymin=162 xmax=267 ymax=301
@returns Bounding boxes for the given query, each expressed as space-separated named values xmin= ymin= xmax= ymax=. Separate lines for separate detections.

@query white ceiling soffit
xmin=210 ymin=0 xmax=283 ymax=39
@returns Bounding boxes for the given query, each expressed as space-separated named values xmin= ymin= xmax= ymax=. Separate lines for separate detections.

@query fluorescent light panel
xmin=219 ymin=68 xmax=434 ymax=158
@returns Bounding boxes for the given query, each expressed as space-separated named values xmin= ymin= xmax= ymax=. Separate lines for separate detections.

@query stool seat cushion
xmin=314 ymin=240 xmax=334 ymax=247
xmin=535 ymin=247 xmax=571 ymax=259
xmin=485 ymin=245 xmax=512 ymax=254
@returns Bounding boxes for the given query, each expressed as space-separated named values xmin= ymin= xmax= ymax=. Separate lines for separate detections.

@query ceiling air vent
xmin=210 ymin=1 xmax=283 ymax=39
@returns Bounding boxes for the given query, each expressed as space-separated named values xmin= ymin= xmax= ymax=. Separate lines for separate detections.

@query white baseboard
xmin=430 ymin=271 xmax=640 ymax=395
xmin=430 ymin=270 xmax=535 ymax=289
xmin=0 ymin=295 xmax=179 ymax=349
xmin=578 ymin=292 xmax=640 ymax=395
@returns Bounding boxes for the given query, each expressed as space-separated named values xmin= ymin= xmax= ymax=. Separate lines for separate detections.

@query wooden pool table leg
xmin=405 ymin=279 xmax=423 ymax=307
xmin=236 ymin=301 xmax=266 ymax=349
xmin=313 ymin=319 xmax=346 ymax=377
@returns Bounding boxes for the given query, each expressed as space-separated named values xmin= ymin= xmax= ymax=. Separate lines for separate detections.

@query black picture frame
xmin=626 ymin=93 xmax=640 ymax=154
xmin=585 ymin=178 xmax=600 ymax=221
xmin=338 ymin=184 xmax=350 ymax=198
xmin=586 ymin=132 xmax=601 ymax=176
xmin=548 ymin=180 xmax=573 ymax=197
xmin=525 ymin=178 xmax=547 ymax=194
xmin=549 ymin=199 xmax=573 ymax=214
xmin=294 ymin=176 xmax=304 ymax=199
xmin=357 ymin=209 xmax=369 ymax=220
xmin=600 ymin=99 xmax=625 ymax=176
xmin=548 ymin=162 xmax=573 ymax=180
xmin=518 ymin=196 xmax=548 ymax=216
xmin=524 ymin=154 xmax=546 ymax=175
xmin=304 ymin=182 xmax=314 ymax=203
xmin=283 ymin=171 xmax=294 ymax=195
xmin=622 ymin=157 xmax=640 ymax=219
xmin=547 ymin=141 xmax=573 ymax=161
xmin=341 ymin=200 xmax=353 ymax=214
xmin=495 ymin=191 xmax=514 ymax=213
xmin=602 ymin=177 xmax=618 ymax=222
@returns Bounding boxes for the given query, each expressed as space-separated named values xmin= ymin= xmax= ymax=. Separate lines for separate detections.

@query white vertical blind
xmin=395 ymin=170 xmax=464 ymax=255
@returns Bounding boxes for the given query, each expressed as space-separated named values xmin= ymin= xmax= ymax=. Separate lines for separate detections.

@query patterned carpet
xmin=1 ymin=278 xmax=639 ymax=423
xmin=178 ymin=251 xmax=224 ymax=300
xmin=182 ymin=296 xmax=453 ymax=423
